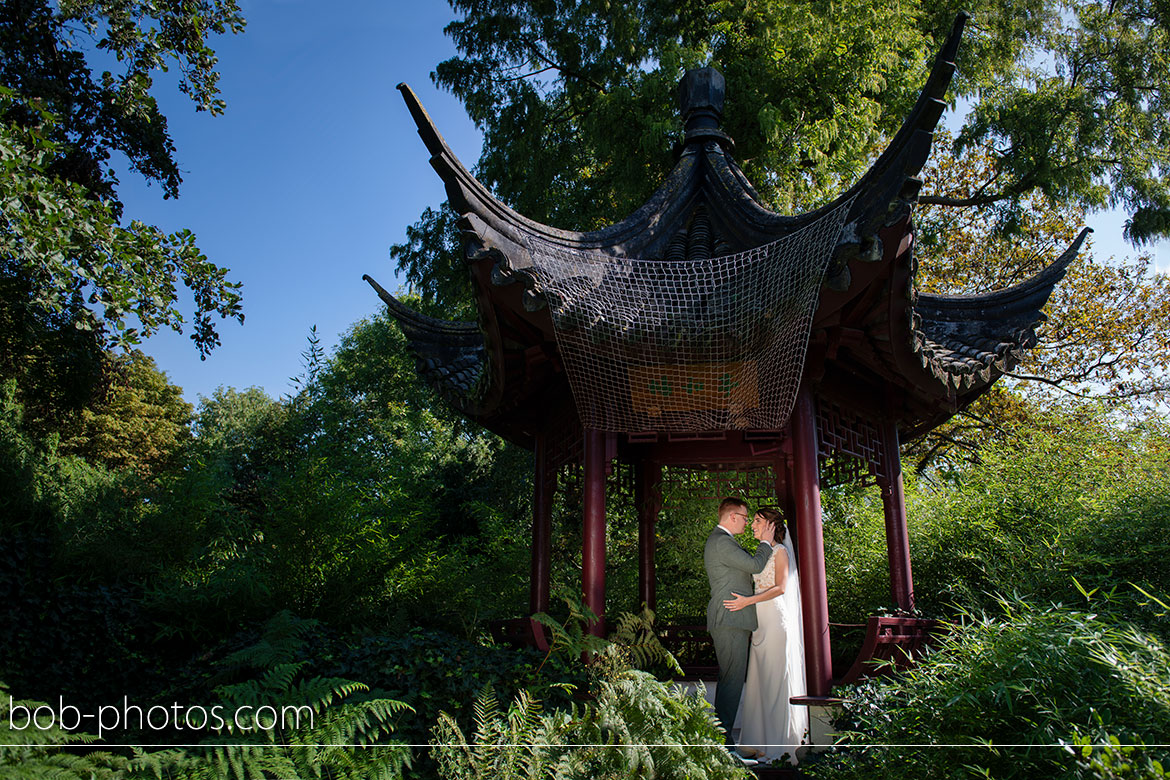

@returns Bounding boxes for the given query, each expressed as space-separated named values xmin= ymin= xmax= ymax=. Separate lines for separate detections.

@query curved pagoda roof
xmin=366 ymin=13 xmax=1088 ymax=448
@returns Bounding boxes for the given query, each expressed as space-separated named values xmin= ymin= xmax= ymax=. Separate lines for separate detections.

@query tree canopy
xmin=391 ymin=0 xmax=1170 ymax=419
xmin=61 ymin=349 xmax=192 ymax=477
xmin=421 ymin=0 xmax=1169 ymax=238
xmin=0 ymin=0 xmax=246 ymax=367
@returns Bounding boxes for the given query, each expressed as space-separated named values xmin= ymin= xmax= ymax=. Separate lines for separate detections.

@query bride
xmin=723 ymin=508 xmax=808 ymax=764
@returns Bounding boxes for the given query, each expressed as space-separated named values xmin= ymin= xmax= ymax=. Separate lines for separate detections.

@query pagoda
xmin=364 ymin=14 xmax=1087 ymax=701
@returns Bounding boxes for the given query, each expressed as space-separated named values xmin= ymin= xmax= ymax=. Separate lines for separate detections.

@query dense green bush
xmin=1 ymin=680 xmax=129 ymax=779
xmin=140 ymin=315 xmax=534 ymax=640
xmin=2 ymin=613 xmax=414 ymax=780
xmin=1070 ymin=734 xmax=1169 ymax=779
xmin=3 ymin=607 xmax=727 ymax=780
xmin=0 ymin=312 xmax=546 ymax=738
xmin=652 ymin=490 xmax=726 ymax=623
xmin=429 ymin=610 xmax=746 ymax=780
xmin=0 ymin=381 xmax=170 ymax=708
xmin=137 ymin=612 xmax=414 ymax=780
xmin=813 ymin=598 xmax=1170 ymax=780
xmin=313 ymin=625 xmax=584 ymax=747
xmin=910 ymin=410 xmax=1170 ymax=623
xmin=822 ymin=406 xmax=1170 ymax=633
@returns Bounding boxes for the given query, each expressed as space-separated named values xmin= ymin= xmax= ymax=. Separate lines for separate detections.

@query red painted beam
xmin=632 ymin=435 xmax=785 ymax=466
xmin=583 ymin=428 xmax=607 ymax=637
xmin=792 ymin=388 xmax=833 ymax=697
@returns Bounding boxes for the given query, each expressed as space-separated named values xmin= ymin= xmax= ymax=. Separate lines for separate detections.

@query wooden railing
xmin=830 ymin=616 xmax=944 ymax=685
xmin=659 ymin=623 xmax=717 ymax=680
xmin=488 ymin=617 xmax=550 ymax=652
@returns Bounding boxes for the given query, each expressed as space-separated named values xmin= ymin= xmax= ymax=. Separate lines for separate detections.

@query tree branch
xmin=502 ymin=65 xmax=557 ymax=83
xmin=519 ymin=36 xmax=606 ymax=93
xmin=918 ymin=192 xmax=1008 ymax=208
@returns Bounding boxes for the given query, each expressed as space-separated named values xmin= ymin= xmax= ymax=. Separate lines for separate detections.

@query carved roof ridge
xmin=394 ymin=12 xmax=969 ymax=264
xmin=362 ymin=274 xmax=483 ymax=339
xmin=702 ymin=12 xmax=969 ymax=242
xmin=396 ymin=82 xmax=701 ymax=256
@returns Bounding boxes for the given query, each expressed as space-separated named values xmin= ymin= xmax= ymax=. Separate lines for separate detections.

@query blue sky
xmin=120 ymin=0 xmax=482 ymax=403
xmin=121 ymin=0 xmax=1169 ymax=404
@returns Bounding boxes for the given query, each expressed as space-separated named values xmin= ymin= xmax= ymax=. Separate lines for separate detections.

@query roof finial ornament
xmin=677 ymin=67 xmax=733 ymax=148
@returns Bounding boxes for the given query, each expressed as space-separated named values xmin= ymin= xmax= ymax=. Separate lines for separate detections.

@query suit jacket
xmin=704 ymin=527 xmax=774 ymax=632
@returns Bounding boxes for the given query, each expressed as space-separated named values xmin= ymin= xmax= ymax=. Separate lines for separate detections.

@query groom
xmin=704 ymin=497 xmax=773 ymax=747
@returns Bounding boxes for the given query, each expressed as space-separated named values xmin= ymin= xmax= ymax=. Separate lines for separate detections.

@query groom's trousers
xmin=710 ymin=626 xmax=751 ymax=743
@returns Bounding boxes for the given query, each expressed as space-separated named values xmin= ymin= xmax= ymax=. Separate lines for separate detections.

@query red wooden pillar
xmin=791 ymin=387 xmax=833 ymax=697
xmin=635 ymin=460 xmax=663 ymax=612
xmin=529 ymin=432 xmax=553 ymax=616
xmin=583 ymin=428 xmax=607 ymax=637
xmin=775 ymin=451 xmax=799 ymax=557
xmin=881 ymin=418 xmax=915 ymax=612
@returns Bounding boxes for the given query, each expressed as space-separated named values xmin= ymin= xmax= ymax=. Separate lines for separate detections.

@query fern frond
xmin=256 ymin=662 xmax=302 ymax=696
xmin=608 ymin=608 xmax=684 ymax=676
xmin=221 ymin=611 xmax=317 ymax=671
xmin=471 ymin=683 xmax=500 ymax=742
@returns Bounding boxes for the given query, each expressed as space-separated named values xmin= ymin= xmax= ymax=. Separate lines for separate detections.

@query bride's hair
xmin=755 ymin=507 xmax=787 ymax=542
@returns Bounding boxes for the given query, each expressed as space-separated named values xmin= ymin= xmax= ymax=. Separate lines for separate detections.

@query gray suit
xmin=704 ymin=527 xmax=773 ymax=742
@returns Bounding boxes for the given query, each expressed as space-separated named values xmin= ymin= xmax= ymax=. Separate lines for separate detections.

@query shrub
xmin=312 ymin=624 xmax=584 ymax=747
xmin=0 ymin=382 xmax=169 ymax=708
xmin=1 ymin=681 xmax=129 ymax=779
xmin=813 ymin=598 xmax=1170 ymax=780
xmin=907 ymin=411 xmax=1170 ymax=625
xmin=0 ymin=613 xmax=414 ymax=780
xmin=429 ymin=603 xmax=743 ymax=779
xmin=822 ymin=407 xmax=1170 ymax=639
xmin=1069 ymin=733 xmax=1169 ymax=779
xmin=431 ymin=648 xmax=749 ymax=780
xmin=134 ymin=611 xmax=413 ymax=780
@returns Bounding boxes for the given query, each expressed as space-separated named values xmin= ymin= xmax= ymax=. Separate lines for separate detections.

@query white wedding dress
xmin=734 ymin=534 xmax=809 ymax=764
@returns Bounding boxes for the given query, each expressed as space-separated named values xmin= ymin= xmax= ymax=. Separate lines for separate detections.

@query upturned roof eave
xmin=871 ymin=228 xmax=1091 ymax=416
xmin=916 ymin=227 xmax=1090 ymax=319
xmin=396 ymin=82 xmax=703 ymax=258
xmin=362 ymin=273 xmax=494 ymax=418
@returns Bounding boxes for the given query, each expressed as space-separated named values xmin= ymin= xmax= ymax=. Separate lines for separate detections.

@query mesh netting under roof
xmin=524 ymin=198 xmax=854 ymax=433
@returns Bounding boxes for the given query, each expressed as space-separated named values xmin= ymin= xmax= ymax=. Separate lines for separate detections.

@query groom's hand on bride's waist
xmin=723 ymin=591 xmax=751 ymax=611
